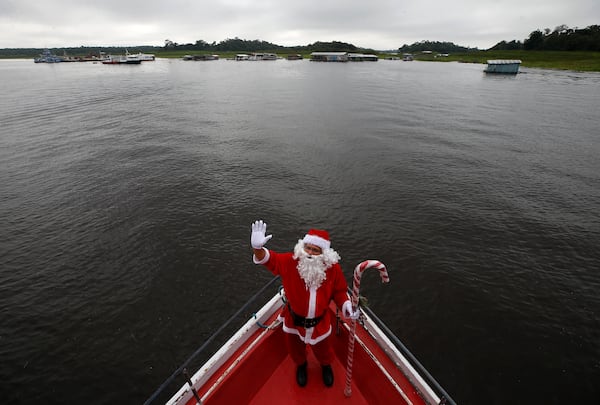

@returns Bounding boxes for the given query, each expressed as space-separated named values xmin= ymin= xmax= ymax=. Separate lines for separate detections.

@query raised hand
xmin=251 ymin=220 xmax=273 ymax=249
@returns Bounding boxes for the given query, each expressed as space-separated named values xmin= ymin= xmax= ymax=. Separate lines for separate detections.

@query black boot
xmin=322 ymin=364 xmax=334 ymax=387
xmin=296 ymin=362 xmax=307 ymax=387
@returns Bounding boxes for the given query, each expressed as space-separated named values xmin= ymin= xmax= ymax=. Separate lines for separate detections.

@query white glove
xmin=342 ymin=300 xmax=360 ymax=320
xmin=251 ymin=220 xmax=273 ymax=249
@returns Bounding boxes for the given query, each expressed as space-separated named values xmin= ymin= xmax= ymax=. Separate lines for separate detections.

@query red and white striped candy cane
xmin=344 ymin=260 xmax=389 ymax=397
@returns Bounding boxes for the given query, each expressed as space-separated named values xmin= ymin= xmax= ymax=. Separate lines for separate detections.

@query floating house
xmin=347 ymin=53 xmax=378 ymax=62
xmin=310 ymin=52 xmax=348 ymax=62
xmin=248 ymin=53 xmax=277 ymax=61
xmin=484 ymin=59 xmax=522 ymax=74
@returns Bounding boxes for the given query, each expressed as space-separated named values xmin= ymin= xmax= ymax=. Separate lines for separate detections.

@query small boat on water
xmin=145 ymin=261 xmax=456 ymax=405
xmin=484 ymin=59 xmax=522 ymax=74
xmin=348 ymin=53 xmax=379 ymax=62
xmin=248 ymin=52 xmax=278 ymax=61
xmin=183 ymin=54 xmax=219 ymax=61
xmin=34 ymin=49 xmax=63 ymax=63
xmin=101 ymin=54 xmax=142 ymax=65
xmin=132 ymin=52 xmax=155 ymax=61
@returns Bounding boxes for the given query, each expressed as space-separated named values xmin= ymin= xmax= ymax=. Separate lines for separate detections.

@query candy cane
xmin=344 ymin=260 xmax=389 ymax=397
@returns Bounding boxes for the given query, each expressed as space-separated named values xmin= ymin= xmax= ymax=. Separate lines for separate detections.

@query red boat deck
xmin=182 ymin=302 xmax=428 ymax=405
xmin=251 ymin=346 xmax=386 ymax=404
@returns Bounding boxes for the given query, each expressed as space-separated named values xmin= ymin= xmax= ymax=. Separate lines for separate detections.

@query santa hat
xmin=302 ymin=229 xmax=331 ymax=251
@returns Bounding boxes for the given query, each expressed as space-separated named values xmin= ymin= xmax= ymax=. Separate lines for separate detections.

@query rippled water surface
xmin=1 ymin=58 xmax=599 ymax=404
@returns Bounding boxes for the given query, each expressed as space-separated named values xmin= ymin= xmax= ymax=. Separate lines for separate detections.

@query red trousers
xmin=285 ymin=332 xmax=334 ymax=366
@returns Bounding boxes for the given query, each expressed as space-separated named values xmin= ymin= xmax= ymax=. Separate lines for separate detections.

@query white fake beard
xmin=293 ymin=240 xmax=341 ymax=289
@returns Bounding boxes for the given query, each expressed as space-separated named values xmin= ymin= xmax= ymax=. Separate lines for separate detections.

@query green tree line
xmin=397 ymin=41 xmax=476 ymax=53
xmin=0 ymin=39 xmax=372 ymax=58
xmin=492 ymin=24 xmax=600 ymax=51
xmin=164 ymin=38 xmax=365 ymax=53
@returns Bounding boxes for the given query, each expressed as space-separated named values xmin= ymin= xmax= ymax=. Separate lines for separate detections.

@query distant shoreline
xmin=1 ymin=49 xmax=598 ymax=72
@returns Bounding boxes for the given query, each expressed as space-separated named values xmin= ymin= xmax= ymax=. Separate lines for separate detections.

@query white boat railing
xmin=360 ymin=304 xmax=457 ymax=405
xmin=144 ymin=276 xmax=456 ymax=405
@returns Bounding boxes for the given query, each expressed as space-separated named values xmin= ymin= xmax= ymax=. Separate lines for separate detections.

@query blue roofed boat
xmin=484 ymin=59 xmax=521 ymax=74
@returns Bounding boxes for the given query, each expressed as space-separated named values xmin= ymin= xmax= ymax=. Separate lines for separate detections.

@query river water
xmin=1 ymin=57 xmax=599 ymax=404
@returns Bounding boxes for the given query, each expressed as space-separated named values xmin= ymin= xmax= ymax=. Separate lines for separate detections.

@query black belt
xmin=287 ymin=304 xmax=324 ymax=328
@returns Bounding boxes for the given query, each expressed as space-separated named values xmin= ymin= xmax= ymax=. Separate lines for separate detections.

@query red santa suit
xmin=253 ymin=228 xmax=350 ymax=366
xmin=255 ymin=249 xmax=349 ymax=344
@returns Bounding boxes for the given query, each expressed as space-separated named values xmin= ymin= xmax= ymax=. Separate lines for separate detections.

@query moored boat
xmin=101 ymin=56 xmax=121 ymax=64
xmin=248 ymin=52 xmax=278 ymax=61
xmin=183 ymin=54 xmax=219 ymax=61
xmin=101 ymin=54 xmax=142 ymax=65
xmin=34 ymin=49 xmax=63 ymax=63
xmin=310 ymin=52 xmax=349 ymax=62
xmin=124 ymin=53 xmax=143 ymax=64
xmin=348 ymin=53 xmax=379 ymax=62
xmin=132 ymin=52 xmax=155 ymax=61
xmin=145 ymin=261 xmax=456 ymax=405
xmin=484 ymin=59 xmax=522 ymax=74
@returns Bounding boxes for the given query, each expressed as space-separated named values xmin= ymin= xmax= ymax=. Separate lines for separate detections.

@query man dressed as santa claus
xmin=251 ymin=220 xmax=359 ymax=388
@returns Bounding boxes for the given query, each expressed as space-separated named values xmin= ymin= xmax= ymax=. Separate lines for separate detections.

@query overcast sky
xmin=1 ymin=0 xmax=598 ymax=50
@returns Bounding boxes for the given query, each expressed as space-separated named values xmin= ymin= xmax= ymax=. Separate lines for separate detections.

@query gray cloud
xmin=1 ymin=0 xmax=598 ymax=49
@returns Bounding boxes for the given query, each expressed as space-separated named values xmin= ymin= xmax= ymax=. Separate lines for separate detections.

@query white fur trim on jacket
xmin=253 ymin=248 xmax=270 ymax=264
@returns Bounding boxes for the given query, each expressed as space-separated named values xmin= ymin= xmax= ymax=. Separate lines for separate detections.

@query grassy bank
xmin=413 ymin=50 xmax=600 ymax=72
